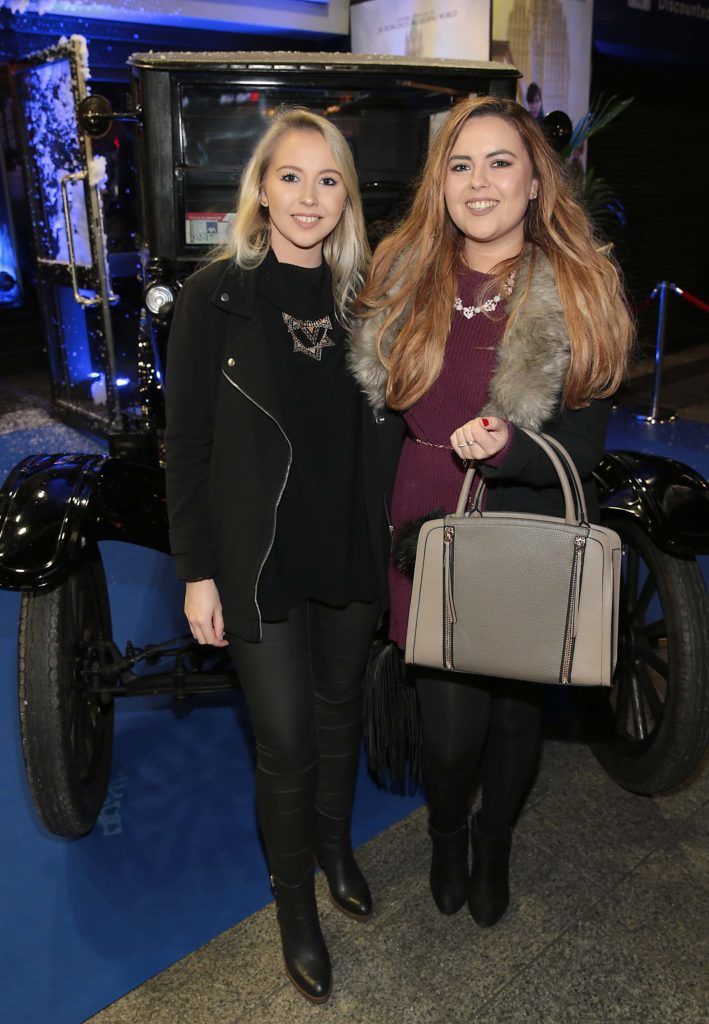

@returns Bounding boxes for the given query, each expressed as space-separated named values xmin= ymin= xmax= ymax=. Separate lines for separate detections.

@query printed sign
xmin=491 ymin=0 xmax=594 ymax=128
xmin=185 ymin=212 xmax=234 ymax=246
xmin=351 ymin=0 xmax=492 ymax=61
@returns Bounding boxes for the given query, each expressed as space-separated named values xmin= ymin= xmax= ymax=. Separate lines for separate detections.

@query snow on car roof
xmin=127 ymin=51 xmax=519 ymax=76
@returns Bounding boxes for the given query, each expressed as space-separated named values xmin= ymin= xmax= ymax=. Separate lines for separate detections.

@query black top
xmin=255 ymin=250 xmax=377 ymax=619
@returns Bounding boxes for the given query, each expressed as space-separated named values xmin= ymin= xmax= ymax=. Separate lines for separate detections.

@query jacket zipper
xmin=560 ymin=535 xmax=586 ymax=685
xmin=443 ymin=524 xmax=456 ymax=670
xmin=373 ymin=409 xmax=394 ymax=540
xmin=221 ymin=368 xmax=293 ymax=639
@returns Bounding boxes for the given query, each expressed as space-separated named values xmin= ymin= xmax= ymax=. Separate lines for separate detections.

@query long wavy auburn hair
xmin=211 ymin=107 xmax=369 ymax=322
xmin=355 ymin=96 xmax=634 ymax=410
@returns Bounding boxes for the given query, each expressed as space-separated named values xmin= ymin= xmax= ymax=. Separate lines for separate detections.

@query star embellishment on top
xmin=282 ymin=312 xmax=335 ymax=361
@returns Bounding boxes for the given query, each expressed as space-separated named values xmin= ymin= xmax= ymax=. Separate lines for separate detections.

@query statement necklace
xmin=454 ymin=270 xmax=516 ymax=320
xmin=281 ymin=312 xmax=334 ymax=361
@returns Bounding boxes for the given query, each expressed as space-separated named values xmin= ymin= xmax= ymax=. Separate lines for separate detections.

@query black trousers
xmin=230 ymin=599 xmax=380 ymax=883
xmin=414 ymin=668 xmax=545 ymax=836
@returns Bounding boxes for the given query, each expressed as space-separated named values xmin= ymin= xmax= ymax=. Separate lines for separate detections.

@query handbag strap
xmin=538 ymin=432 xmax=589 ymax=524
xmin=455 ymin=465 xmax=479 ymax=517
xmin=453 ymin=428 xmax=588 ymax=525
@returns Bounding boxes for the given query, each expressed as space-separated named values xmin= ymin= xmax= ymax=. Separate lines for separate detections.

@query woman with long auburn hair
xmin=350 ymin=96 xmax=633 ymax=928
xmin=165 ymin=108 xmax=391 ymax=1004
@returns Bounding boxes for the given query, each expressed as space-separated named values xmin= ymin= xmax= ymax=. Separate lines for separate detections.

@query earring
xmin=530 ymin=192 xmax=538 ymax=200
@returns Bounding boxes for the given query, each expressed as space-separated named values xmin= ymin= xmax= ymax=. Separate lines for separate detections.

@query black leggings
xmin=415 ymin=668 xmax=545 ymax=836
xmin=230 ymin=599 xmax=380 ymax=883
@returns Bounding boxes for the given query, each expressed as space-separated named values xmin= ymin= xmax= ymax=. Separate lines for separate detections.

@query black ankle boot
xmin=428 ymin=822 xmax=470 ymax=915
xmin=468 ymin=819 xmax=512 ymax=927
xmin=272 ymin=872 xmax=332 ymax=1003
xmin=314 ymin=814 xmax=372 ymax=921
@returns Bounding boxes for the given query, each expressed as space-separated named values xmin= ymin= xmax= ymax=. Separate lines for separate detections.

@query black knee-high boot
xmin=314 ymin=813 xmax=372 ymax=920
xmin=468 ymin=817 xmax=512 ymax=927
xmin=272 ymin=871 xmax=332 ymax=1003
xmin=428 ymin=821 xmax=470 ymax=915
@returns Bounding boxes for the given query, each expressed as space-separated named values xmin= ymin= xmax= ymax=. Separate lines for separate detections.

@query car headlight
xmin=144 ymin=283 xmax=175 ymax=317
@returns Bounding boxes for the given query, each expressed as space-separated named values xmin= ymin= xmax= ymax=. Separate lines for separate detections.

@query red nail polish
xmin=482 ymin=418 xmax=490 ymax=428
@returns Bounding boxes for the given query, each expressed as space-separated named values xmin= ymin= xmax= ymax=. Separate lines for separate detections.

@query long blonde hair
xmin=356 ymin=96 xmax=633 ymax=409
xmin=213 ymin=107 xmax=369 ymax=321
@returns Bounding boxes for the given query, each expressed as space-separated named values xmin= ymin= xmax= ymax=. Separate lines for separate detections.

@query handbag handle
xmin=540 ymin=432 xmax=589 ymax=523
xmin=453 ymin=428 xmax=589 ymax=525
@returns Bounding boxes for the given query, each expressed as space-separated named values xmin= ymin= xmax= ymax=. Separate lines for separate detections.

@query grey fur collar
xmin=347 ymin=247 xmax=570 ymax=431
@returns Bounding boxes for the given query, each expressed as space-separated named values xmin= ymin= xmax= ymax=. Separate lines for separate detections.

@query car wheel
xmin=18 ymin=551 xmax=114 ymax=837
xmin=578 ymin=518 xmax=709 ymax=795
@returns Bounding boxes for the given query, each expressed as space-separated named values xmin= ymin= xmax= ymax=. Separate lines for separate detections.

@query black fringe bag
xmin=361 ymin=511 xmax=444 ymax=793
xmin=362 ymin=636 xmax=422 ymax=793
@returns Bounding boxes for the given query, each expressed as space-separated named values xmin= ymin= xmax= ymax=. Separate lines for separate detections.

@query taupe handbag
xmin=405 ymin=429 xmax=621 ymax=687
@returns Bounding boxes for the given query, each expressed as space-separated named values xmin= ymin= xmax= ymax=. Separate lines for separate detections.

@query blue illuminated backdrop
xmin=0 ymin=143 xmax=20 ymax=306
xmin=3 ymin=0 xmax=345 ymax=38
xmin=594 ymin=0 xmax=709 ymax=67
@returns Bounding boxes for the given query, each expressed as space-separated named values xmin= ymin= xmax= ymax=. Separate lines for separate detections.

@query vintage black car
xmin=1 ymin=40 xmax=707 ymax=838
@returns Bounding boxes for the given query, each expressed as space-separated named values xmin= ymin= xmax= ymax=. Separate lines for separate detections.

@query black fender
xmin=0 ymin=453 xmax=169 ymax=591
xmin=595 ymin=450 xmax=709 ymax=558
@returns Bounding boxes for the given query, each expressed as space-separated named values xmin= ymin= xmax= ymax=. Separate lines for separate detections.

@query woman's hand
xmin=185 ymin=579 xmax=229 ymax=647
xmin=450 ymin=416 xmax=509 ymax=459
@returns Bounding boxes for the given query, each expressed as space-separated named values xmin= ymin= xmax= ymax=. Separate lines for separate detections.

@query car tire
xmin=577 ymin=518 xmax=709 ymax=795
xmin=18 ymin=551 xmax=115 ymax=837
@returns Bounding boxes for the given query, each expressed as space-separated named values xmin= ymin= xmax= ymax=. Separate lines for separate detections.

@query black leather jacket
xmin=164 ymin=258 xmax=393 ymax=641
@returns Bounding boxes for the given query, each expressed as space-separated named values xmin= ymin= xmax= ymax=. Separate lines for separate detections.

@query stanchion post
xmin=634 ymin=280 xmax=677 ymax=424
xmin=650 ymin=280 xmax=669 ymax=420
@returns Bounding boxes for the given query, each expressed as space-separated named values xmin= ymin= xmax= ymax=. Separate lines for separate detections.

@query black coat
xmin=476 ymin=398 xmax=609 ymax=523
xmin=164 ymin=258 xmax=393 ymax=641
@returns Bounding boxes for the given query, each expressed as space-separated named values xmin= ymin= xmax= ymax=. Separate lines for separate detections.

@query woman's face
xmin=260 ymin=129 xmax=347 ymax=267
xmin=443 ymin=115 xmax=538 ymax=272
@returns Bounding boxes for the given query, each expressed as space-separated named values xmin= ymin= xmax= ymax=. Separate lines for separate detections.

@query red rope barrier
xmin=633 ymin=282 xmax=709 ymax=315
xmin=672 ymin=286 xmax=709 ymax=314
xmin=631 ymin=280 xmax=707 ymax=421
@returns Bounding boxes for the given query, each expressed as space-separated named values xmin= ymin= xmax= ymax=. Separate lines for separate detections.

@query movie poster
xmin=351 ymin=0 xmax=492 ymax=62
xmin=491 ymin=0 xmax=594 ymax=128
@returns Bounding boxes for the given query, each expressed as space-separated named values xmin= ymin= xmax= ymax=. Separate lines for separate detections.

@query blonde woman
xmin=351 ymin=97 xmax=633 ymax=928
xmin=165 ymin=109 xmax=390 ymax=1003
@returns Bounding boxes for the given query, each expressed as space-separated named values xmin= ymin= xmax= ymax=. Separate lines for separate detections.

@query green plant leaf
xmin=561 ymin=94 xmax=634 ymax=160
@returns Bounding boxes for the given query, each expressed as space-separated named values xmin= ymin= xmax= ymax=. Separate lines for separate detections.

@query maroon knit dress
xmin=389 ymin=265 xmax=513 ymax=648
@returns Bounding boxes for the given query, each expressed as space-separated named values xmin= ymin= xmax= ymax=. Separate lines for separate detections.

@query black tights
xmin=415 ymin=668 xmax=545 ymax=836
xmin=230 ymin=599 xmax=380 ymax=883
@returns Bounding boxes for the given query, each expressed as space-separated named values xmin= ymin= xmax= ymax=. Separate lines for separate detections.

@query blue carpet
xmin=0 ymin=424 xmax=422 ymax=1024
xmin=1 ymin=409 xmax=707 ymax=1024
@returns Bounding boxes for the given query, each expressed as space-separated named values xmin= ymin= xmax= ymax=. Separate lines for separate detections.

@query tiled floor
xmin=86 ymin=740 xmax=709 ymax=1024
xmin=616 ymin=339 xmax=709 ymax=424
